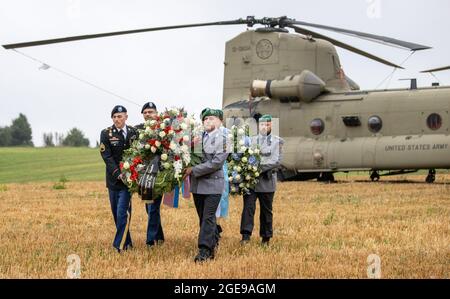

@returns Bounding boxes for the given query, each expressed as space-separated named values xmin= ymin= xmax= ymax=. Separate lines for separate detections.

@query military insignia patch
xmin=100 ymin=143 xmax=106 ymax=152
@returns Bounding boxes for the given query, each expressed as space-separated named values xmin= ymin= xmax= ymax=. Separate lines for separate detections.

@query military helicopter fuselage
xmin=4 ymin=16 xmax=445 ymax=181
xmin=222 ymin=29 xmax=450 ymax=182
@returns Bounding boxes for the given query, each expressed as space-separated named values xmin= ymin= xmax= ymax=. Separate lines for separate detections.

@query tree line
xmin=0 ymin=113 xmax=90 ymax=147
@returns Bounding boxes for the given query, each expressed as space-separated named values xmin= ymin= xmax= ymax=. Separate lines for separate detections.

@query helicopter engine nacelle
xmin=250 ymin=70 xmax=326 ymax=102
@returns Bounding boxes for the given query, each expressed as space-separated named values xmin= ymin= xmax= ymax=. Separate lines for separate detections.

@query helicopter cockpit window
xmin=426 ymin=113 xmax=442 ymax=131
xmin=368 ymin=116 xmax=382 ymax=133
xmin=310 ymin=118 xmax=325 ymax=135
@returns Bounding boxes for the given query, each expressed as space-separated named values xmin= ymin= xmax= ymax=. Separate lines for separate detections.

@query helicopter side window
xmin=368 ymin=116 xmax=382 ymax=133
xmin=426 ymin=113 xmax=442 ymax=131
xmin=310 ymin=118 xmax=325 ymax=135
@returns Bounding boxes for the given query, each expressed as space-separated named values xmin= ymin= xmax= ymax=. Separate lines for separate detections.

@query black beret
xmin=141 ymin=102 xmax=157 ymax=113
xmin=111 ymin=105 xmax=127 ymax=117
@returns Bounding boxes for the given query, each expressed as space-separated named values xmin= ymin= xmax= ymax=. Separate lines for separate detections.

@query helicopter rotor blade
xmin=2 ymin=19 xmax=249 ymax=49
xmin=288 ymin=24 xmax=404 ymax=69
xmin=285 ymin=19 xmax=431 ymax=51
xmin=420 ymin=66 xmax=450 ymax=73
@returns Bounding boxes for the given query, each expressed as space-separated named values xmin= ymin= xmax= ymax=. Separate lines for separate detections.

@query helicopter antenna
xmin=374 ymin=51 xmax=416 ymax=89
xmin=11 ymin=49 xmax=140 ymax=106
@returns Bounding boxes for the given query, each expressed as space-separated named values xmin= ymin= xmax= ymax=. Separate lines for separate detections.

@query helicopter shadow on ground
xmin=331 ymin=179 xmax=450 ymax=185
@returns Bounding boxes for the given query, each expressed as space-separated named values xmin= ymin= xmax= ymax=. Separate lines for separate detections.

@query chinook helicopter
xmin=4 ymin=16 xmax=450 ymax=183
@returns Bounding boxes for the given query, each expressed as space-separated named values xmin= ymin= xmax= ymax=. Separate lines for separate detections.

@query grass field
xmin=0 ymin=147 xmax=104 ymax=184
xmin=0 ymin=147 xmax=448 ymax=278
xmin=0 ymin=177 xmax=449 ymax=278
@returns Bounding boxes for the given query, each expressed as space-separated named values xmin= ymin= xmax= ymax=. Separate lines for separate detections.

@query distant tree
xmin=43 ymin=133 xmax=55 ymax=147
xmin=10 ymin=113 xmax=33 ymax=146
xmin=54 ymin=132 xmax=64 ymax=146
xmin=62 ymin=128 xmax=90 ymax=147
xmin=0 ymin=126 xmax=12 ymax=146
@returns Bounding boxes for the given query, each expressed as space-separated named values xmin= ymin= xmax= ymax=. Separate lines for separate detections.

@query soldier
xmin=135 ymin=101 xmax=165 ymax=248
xmin=183 ymin=108 xmax=229 ymax=262
xmin=100 ymin=105 xmax=137 ymax=253
xmin=135 ymin=101 xmax=158 ymax=130
xmin=240 ymin=114 xmax=284 ymax=246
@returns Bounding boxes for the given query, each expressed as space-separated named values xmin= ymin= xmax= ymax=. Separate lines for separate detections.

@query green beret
xmin=200 ymin=107 xmax=211 ymax=121
xmin=217 ymin=109 xmax=224 ymax=121
xmin=201 ymin=108 xmax=223 ymax=121
xmin=259 ymin=114 xmax=272 ymax=123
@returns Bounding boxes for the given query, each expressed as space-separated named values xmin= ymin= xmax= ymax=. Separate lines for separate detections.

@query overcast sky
xmin=1 ymin=0 xmax=450 ymax=146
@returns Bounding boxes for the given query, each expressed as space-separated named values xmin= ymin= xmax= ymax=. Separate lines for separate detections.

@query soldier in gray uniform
xmin=240 ymin=114 xmax=284 ymax=246
xmin=184 ymin=108 xmax=229 ymax=262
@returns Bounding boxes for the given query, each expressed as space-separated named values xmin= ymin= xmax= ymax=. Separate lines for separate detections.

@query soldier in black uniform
xmin=134 ymin=101 xmax=165 ymax=247
xmin=135 ymin=101 xmax=158 ymax=130
xmin=100 ymin=105 xmax=137 ymax=253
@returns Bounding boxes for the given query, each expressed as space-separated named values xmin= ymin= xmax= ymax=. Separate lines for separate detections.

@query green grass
xmin=0 ymin=147 xmax=104 ymax=184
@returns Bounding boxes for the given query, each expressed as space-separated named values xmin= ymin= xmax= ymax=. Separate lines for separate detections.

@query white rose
xmin=160 ymin=123 xmax=166 ymax=130
xmin=161 ymin=154 xmax=168 ymax=161
xmin=254 ymin=149 xmax=260 ymax=154
xmin=242 ymin=157 xmax=248 ymax=163
xmin=239 ymin=183 xmax=244 ymax=188
xmin=163 ymin=162 xmax=171 ymax=169
xmin=228 ymin=177 xmax=233 ymax=182
xmin=150 ymin=120 xmax=156 ymax=126
xmin=236 ymin=166 xmax=242 ymax=172
xmin=151 ymin=146 xmax=157 ymax=153
xmin=248 ymin=149 xmax=254 ymax=155
xmin=253 ymin=166 xmax=258 ymax=172
xmin=169 ymin=142 xmax=177 ymax=150
xmin=139 ymin=133 xmax=144 ymax=139
xmin=246 ymin=175 xmax=251 ymax=181
xmin=255 ymin=172 xmax=260 ymax=177
xmin=239 ymin=140 xmax=245 ymax=146
xmin=238 ymin=128 xmax=245 ymax=135
xmin=240 ymin=146 xmax=247 ymax=152
xmin=123 ymin=162 xmax=130 ymax=170
xmin=159 ymin=131 xmax=166 ymax=138
xmin=168 ymin=130 xmax=175 ymax=135
xmin=145 ymin=144 xmax=150 ymax=149
xmin=235 ymin=174 xmax=241 ymax=181
xmin=155 ymin=140 xmax=161 ymax=147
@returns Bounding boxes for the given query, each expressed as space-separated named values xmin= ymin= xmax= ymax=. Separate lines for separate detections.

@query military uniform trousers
xmin=193 ymin=193 xmax=222 ymax=251
xmin=108 ymin=189 xmax=132 ymax=250
xmin=145 ymin=196 xmax=164 ymax=245
xmin=240 ymin=190 xmax=274 ymax=239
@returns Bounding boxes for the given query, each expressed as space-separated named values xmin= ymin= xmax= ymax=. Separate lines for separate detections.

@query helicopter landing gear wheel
xmin=370 ymin=171 xmax=380 ymax=182
xmin=318 ymin=172 xmax=335 ymax=183
xmin=426 ymin=169 xmax=436 ymax=183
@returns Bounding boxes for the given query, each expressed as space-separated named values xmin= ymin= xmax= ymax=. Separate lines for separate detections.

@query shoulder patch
xmin=100 ymin=143 xmax=106 ymax=152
